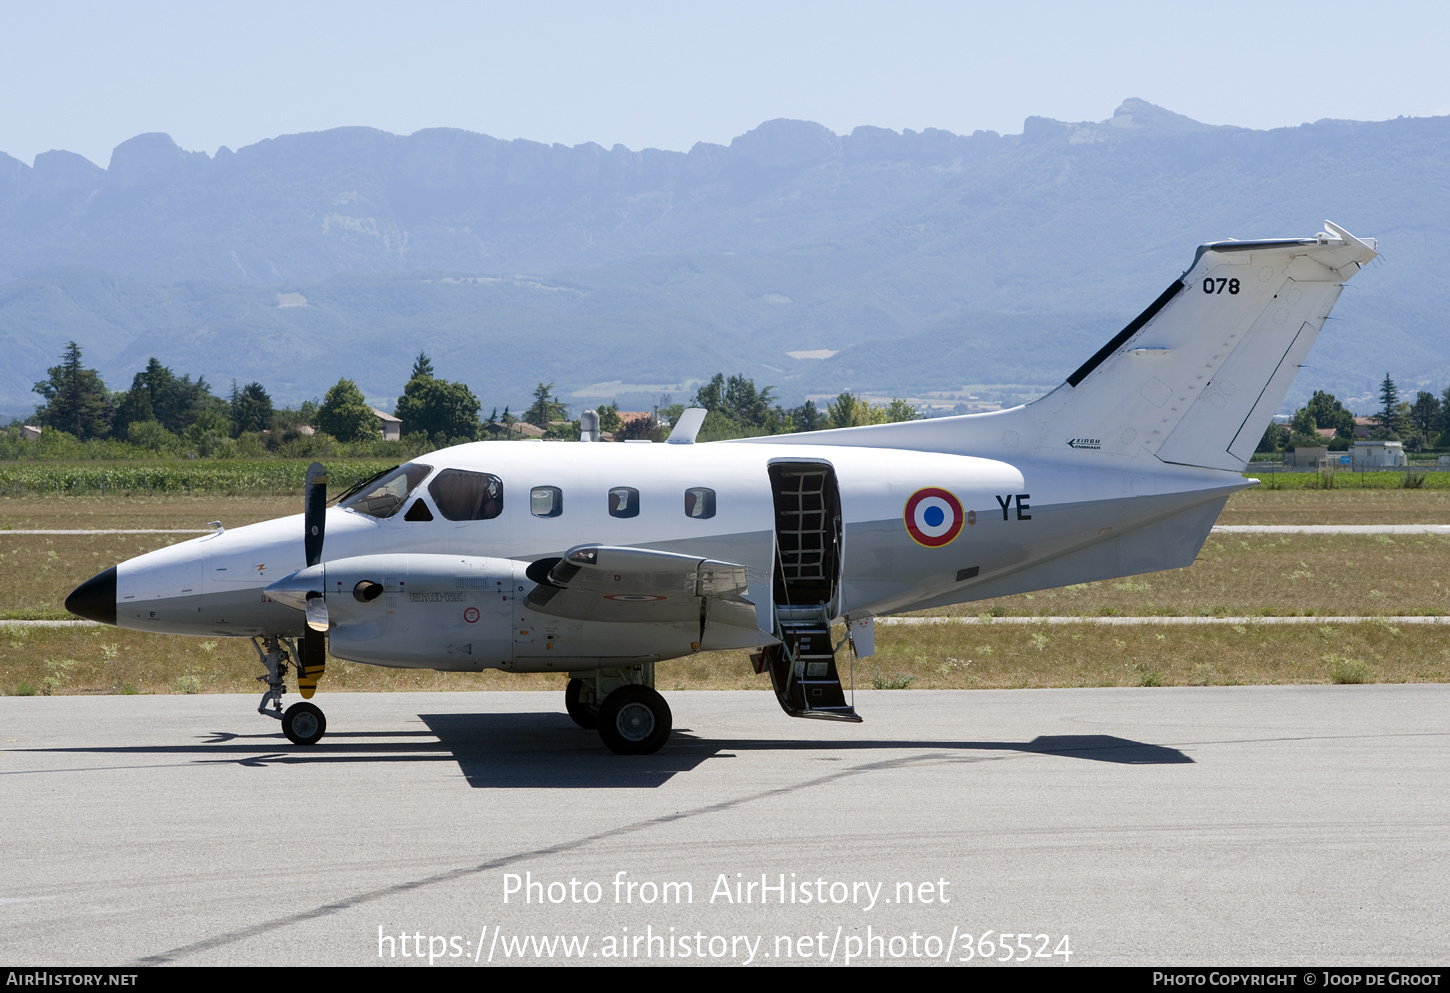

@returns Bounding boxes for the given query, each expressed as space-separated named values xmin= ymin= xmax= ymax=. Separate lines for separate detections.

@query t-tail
xmin=756 ymin=221 xmax=1378 ymax=469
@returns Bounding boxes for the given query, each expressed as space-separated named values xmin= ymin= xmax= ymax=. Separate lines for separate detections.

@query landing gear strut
xmin=252 ymin=634 xmax=327 ymax=745
xmin=568 ymin=665 xmax=671 ymax=755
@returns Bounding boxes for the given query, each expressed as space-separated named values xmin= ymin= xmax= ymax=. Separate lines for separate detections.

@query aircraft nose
xmin=66 ymin=566 xmax=117 ymax=626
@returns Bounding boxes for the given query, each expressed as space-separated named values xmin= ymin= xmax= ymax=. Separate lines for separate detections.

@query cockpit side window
xmin=340 ymin=463 xmax=434 ymax=519
xmin=430 ymin=469 xmax=504 ymax=521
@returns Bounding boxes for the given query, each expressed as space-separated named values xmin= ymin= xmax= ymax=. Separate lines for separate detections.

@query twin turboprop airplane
xmin=65 ymin=222 xmax=1378 ymax=754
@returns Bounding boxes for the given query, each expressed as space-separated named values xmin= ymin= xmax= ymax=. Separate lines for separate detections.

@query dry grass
xmin=924 ymin=532 xmax=1450 ymax=618
xmin=4 ymin=619 xmax=1445 ymax=697
xmin=6 ymin=487 xmax=1450 ymax=532
xmin=1218 ymin=486 xmax=1450 ymax=524
xmin=4 ymin=489 xmax=1450 ymax=694
xmin=0 ymin=494 xmax=295 ymax=530
xmin=0 ymin=533 xmax=189 ymax=617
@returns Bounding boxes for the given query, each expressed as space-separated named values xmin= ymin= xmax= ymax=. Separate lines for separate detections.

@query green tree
xmin=1256 ymin=421 xmax=1288 ymax=453
xmin=111 ymin=382 xmax=154 ymax=439
xmin=1304 ymin=391 xmax=1355 ymax=439
xmin=410 ymin=352 xmax=435 ymax=381
xmin=187 ymin=406 xmax=232 ymax=456
xmin=395 ymin=376 xmax=480 ymax=442
xmin=33 ymin=342 xmax=113 ymax=440
xmin=317 ymin=379 xmax=378 ymax=442
xmin=1287 ymin=406 xmax=1321 ymax=448
xmin=116 ymin=357 xmax=217 ymax=435
xmin=618 ymin=414 xmax=664 ymax=442
xmin=596 ymin=402 xmax=623 ymax=435
xmin=1375 ymin=374 xmax=1401 ymax=438
xmin=1409 ymin=391 xmax=1440 ymax=448
xmin=825 ymin=393 xmax=922 ymax=429
xmin=229 ymin=381 xmax=274 ymax=436
xmin=882 ymin=398 xmax=923 ymax=422
xmin=789 ymin=400 xmax=824 ymax=432
xmin=524 ymin=383 xmax=568 ymax=427
xmin=692 ymin=373 xmax=784 ymax=430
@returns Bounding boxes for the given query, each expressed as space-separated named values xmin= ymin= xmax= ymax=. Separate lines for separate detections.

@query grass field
xmin=3 ymin=487 xmax=1448 ymax=695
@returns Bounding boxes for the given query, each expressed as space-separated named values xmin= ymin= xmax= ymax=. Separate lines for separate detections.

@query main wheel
xmin=598 ymin=685 xmax=671 ymax=755
xmin=564 ymin=678 xmax=599 ymax=729
xmin=282 ymin=701 xmax=326 ymax=745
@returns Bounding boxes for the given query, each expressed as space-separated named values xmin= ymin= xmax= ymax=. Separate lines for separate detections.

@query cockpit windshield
xmin=339 ymin=463 xmax=434 ymax=519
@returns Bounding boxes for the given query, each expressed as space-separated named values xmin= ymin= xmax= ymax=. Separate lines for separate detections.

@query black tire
xmin=598 ymin=685 xmax=671 ymax=755
xmin=564 ymin=678 xmax=599 ymax=729
xmin=282 ymin=701 xmax=326 ymax=745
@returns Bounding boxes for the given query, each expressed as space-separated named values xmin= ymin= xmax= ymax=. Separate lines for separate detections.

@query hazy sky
xmin=2 ymin=0 xmax=1446 ymax=167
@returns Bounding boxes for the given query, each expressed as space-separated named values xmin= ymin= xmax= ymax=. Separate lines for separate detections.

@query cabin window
xmin=429 ymin=469 xmax=504 ymax=521
xmin=608 ymin=486 xmax=639 ymax=518
xmin=684 ymin=487 xmax=716 ymax=519
xmin=531 ymin=486 xmax=563 ymax=518
xmin=339 ymin=463 xmax=433 ymax=519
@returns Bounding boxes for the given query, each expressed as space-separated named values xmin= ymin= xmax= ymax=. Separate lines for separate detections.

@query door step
xmin=757 ymin=617 xmax=861 ymax=723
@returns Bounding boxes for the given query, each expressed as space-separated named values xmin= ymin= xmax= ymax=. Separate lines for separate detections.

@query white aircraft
xmin=66 ymin=222 xmax=1378 ymax=754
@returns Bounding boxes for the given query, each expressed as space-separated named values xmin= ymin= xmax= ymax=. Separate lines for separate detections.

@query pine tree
xmin=524 ymin=383 xmax=567 ymax=426
xmin=1377 ymin=374 xmax=1401 ymax=437
xmin=33 ymin=342 xmax=113 ymax=440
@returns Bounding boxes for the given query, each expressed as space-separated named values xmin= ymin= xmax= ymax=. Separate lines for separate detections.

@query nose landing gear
xmin=252 ymin=634 xmax=328 ymax=745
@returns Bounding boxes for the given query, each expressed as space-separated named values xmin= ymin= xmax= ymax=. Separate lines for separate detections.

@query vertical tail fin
xmin=1028 ymin=221 xmax=1377 ymax=470
xmin=728 ymin=222 xmax=1378 ymax=467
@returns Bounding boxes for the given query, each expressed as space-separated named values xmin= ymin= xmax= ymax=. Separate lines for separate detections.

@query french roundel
xmin=904 ymin=487 xmax=964 ymax=548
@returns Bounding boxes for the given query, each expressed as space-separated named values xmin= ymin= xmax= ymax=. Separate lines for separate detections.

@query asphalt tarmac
xmin=2 ymin=686 xmax=1447 ymax=967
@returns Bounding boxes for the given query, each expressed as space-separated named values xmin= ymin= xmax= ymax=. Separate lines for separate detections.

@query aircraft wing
xmin=525 ymin=544 xmax=760 ymax=632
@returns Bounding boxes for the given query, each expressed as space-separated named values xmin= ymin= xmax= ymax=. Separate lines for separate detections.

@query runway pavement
xmin=2 ymin=686 xmax=1447 ymax=967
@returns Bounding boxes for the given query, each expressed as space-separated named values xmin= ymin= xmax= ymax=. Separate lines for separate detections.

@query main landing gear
xmin=566 ymin=665 xmax=672 ymax=755
xmin=252 ymin=634 xmax=328 ymax=745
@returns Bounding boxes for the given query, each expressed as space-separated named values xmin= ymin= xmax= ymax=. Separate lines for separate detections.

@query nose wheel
xmin=283 ymin=702 xmax=327 ymax=745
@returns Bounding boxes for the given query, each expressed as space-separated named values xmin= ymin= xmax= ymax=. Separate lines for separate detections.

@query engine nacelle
xmin=317 ymin=553 xmax=518 ymax=670
xmin=299 ymin=552 xmax=758 ymax=672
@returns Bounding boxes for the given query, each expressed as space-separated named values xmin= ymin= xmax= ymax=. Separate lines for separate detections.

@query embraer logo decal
xmin=1067 ymin=438 xmax=1101 ymax=449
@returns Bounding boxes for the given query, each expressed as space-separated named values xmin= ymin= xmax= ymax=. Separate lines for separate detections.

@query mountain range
xmin=1 ymin=99 xmax=1444 ymax=419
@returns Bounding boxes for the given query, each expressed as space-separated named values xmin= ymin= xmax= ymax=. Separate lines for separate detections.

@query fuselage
xmin=82 ymin=436 xmax=1250 ymax=661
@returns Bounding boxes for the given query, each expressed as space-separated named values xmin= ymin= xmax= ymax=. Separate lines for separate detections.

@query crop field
xmin=2 ymin=485 xmax=1449 ymax=695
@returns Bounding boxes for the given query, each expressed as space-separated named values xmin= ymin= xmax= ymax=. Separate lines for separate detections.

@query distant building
xmin=1351 ymin=440 xmax=1406 ymax=467
xmin=370 ymin=408 xmax=401 ymax=442
xmin=1285 ymin=446 xmax=1329 ymax=467
xmin=20 ymin=425 xmax=41 ymax=441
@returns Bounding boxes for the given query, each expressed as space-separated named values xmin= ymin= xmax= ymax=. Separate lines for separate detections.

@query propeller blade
xmin=298 ymin=631 xmax=327 ymax=699
xmin=305 ymin=461 xmax=327 ymax=568
xmin=305 ymin=593 xmax=329 ymax=632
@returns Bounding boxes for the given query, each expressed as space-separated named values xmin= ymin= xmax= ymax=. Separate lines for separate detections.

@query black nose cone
xmin=66 ymin=566 xmax=117 ymax=626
